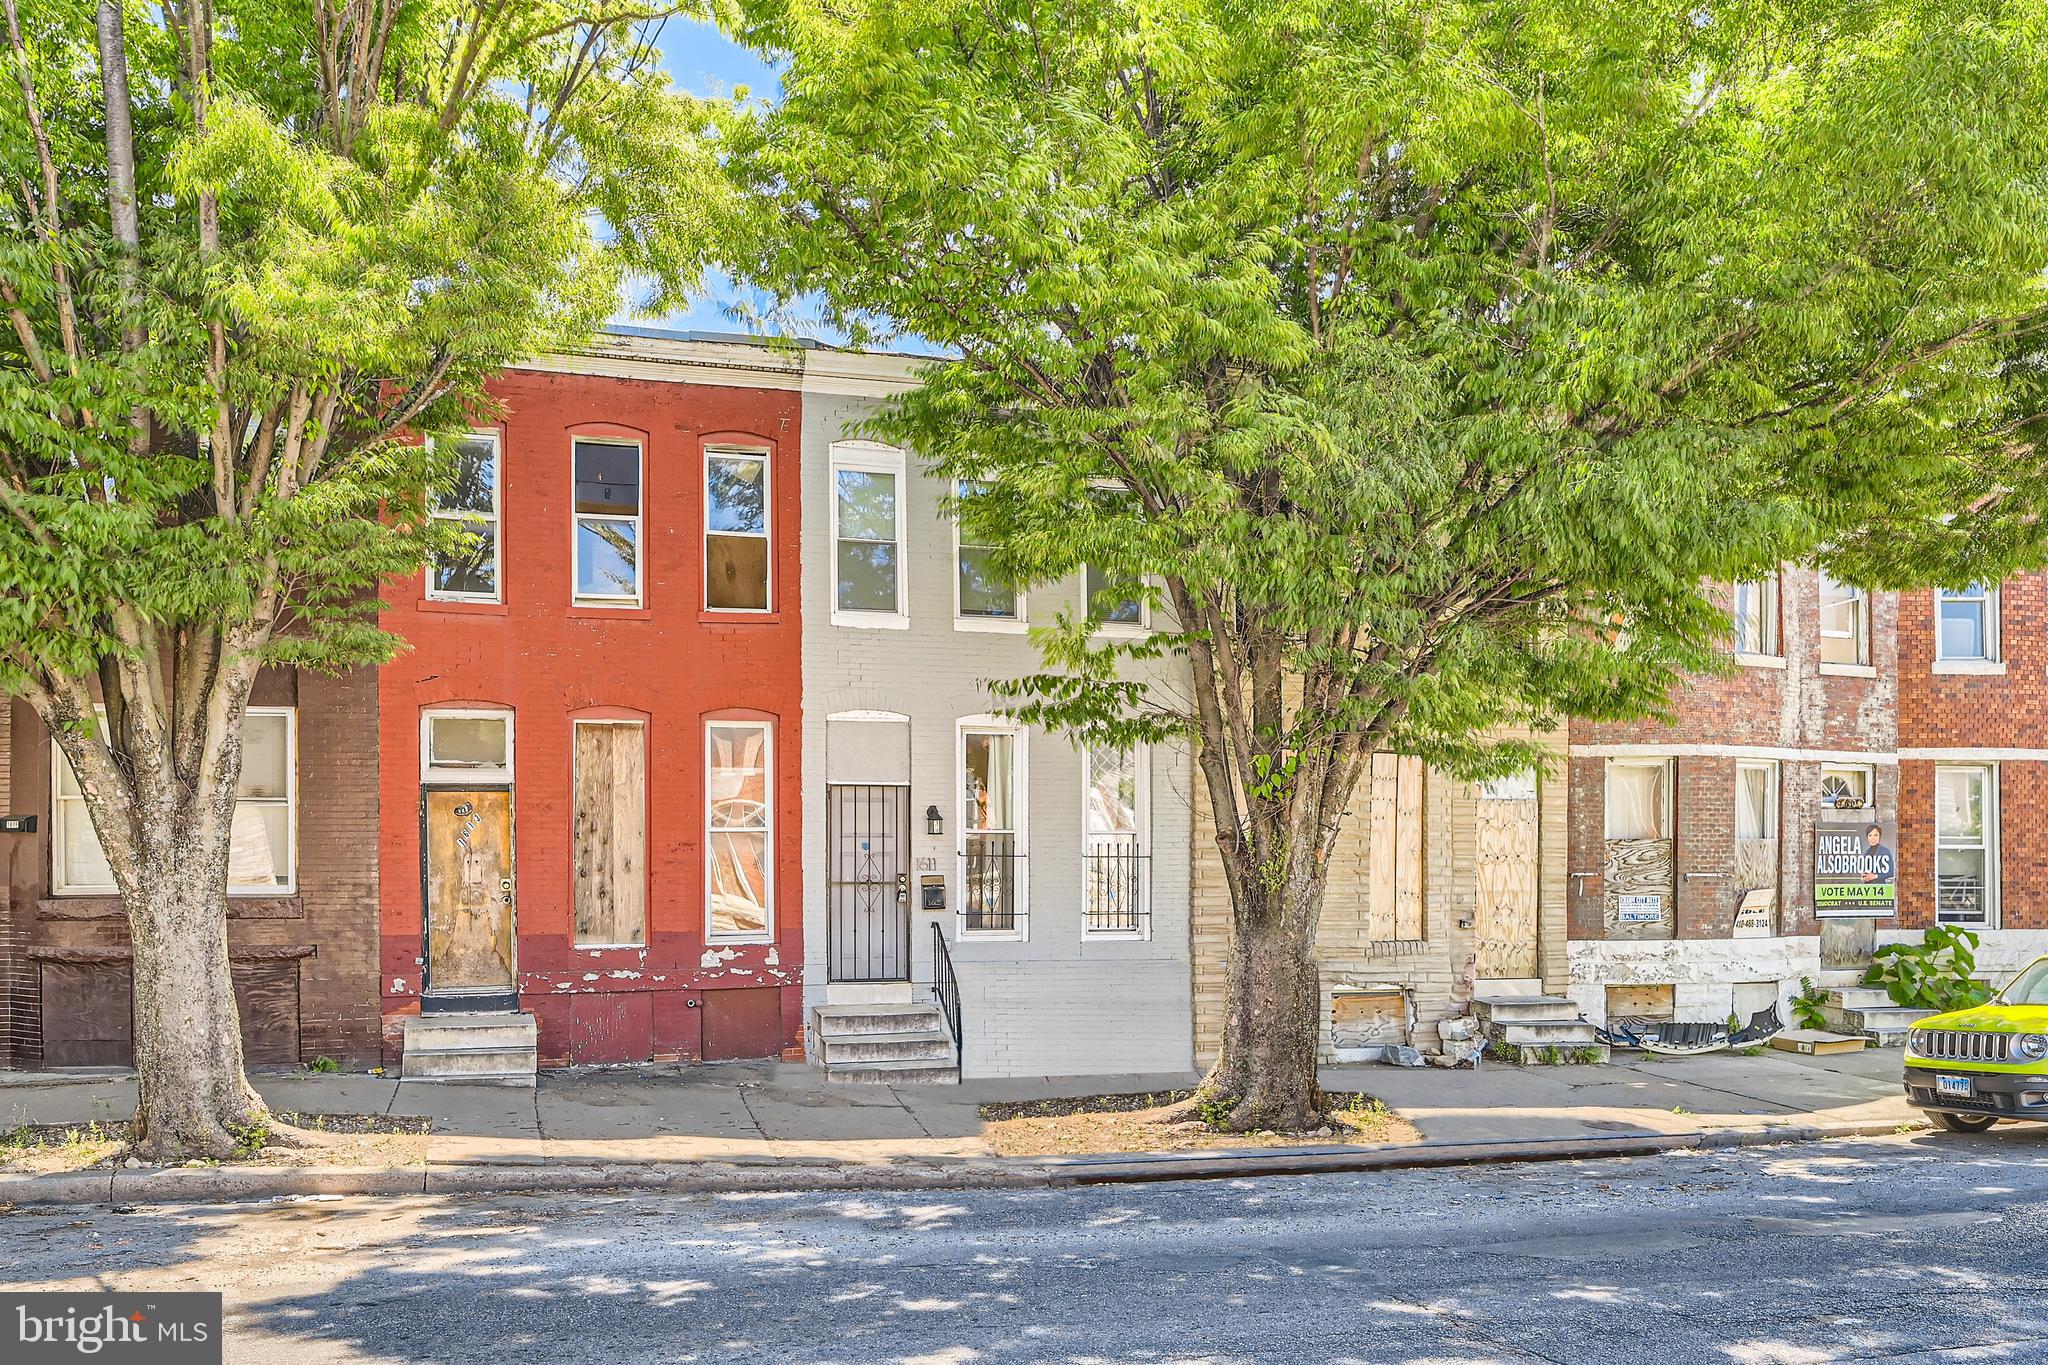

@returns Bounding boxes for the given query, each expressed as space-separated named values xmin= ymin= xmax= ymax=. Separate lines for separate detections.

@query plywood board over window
xmin=573 ymin=722 xmax=647 ymax=946
xmin=1361 ymin=754 xmax=1425 ymax=944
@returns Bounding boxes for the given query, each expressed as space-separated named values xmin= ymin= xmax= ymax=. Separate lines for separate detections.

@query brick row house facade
xmin=5 ymin=326 xmax=2042 ymax=1078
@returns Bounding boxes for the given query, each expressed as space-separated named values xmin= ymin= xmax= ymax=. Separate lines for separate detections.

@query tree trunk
xmin=124 ymin=808 xmax=270 ymax=1160
xmin=1201 ymin=879 xmax=1326 ymax=1132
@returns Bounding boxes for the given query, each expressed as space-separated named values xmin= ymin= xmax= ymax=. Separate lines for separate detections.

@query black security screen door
xmin=827 ymin=784 xmax=912 ymax=982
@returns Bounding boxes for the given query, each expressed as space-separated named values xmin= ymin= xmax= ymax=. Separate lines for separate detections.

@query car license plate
xmin=1937 ymin=1075 xmax=1973 ymax=1099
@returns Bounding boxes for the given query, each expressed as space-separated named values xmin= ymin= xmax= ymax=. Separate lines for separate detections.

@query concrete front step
xmin=824 ymin=1057 xmax=962 ymax=1085
xmin=1817 ymin=969 xmax=1867 ymax=989
xmin=812 ymin=1003 xmax=950 ymax=1037
xmin=821 ymin=1030 xmax=955 ymax=1065
xmin=1473 ymin=995 xmax=1577 ymax=1025
xmin=1819 ymin=1002 xmax=1936 ymax=1046
xmin=401 ymin=1012 xmax=537 ymax=1083
xmin=1826 ymin=986 xmax=1898 ymax=1012
xmin=1495 ymin=1020 xmax=1601 ymax=1047
xmin=1473 ymin=978 xmax=1545 ymax=998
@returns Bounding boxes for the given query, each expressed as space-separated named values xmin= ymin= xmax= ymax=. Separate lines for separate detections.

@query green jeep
xmin=1903 ymin=954 xmax=2048 ymax=1132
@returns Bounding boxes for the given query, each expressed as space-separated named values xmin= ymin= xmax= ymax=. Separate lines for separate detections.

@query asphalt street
xmin=4 ymin=1130 xmax=2047 ymax=1363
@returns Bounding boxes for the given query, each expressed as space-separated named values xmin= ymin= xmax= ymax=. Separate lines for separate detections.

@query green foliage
xmin=1793 ymin=978 xmax=1831 ymax=1031
xmin=307 ymin=1056 xmax=339 ymax=1074
xmin=1191 ymin=1091 xmax=1237 ymax=1129
xmin=716 ymin=0 xmax=2048 ymax=943
xmin=226 ymin=1118 xmax=273 ymax=1157
xmin=1866 ymin=927 xmax=1995 ymax=1013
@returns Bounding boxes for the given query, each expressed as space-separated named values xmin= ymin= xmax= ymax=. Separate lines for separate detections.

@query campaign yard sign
xmin=1813 ymin=811 xmax=1898 ymax=919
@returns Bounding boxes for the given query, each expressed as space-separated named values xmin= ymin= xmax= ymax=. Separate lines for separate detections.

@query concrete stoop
xmin=811 ymin=1003 xmax=959 ymax=1084
xmin=1821 ymin=986 xmax=1935 ymax=1047
xmin=401 ymin=1012 xmax=538 ymax=1084
xmin=1471 ymin=995 xmax=1605 ymax=1065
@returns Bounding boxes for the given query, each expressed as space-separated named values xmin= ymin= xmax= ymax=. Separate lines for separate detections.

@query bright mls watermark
xmin=1 ymin=1293 xmax=221 ymax=1363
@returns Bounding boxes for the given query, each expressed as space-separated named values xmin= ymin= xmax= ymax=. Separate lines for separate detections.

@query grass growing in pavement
xmin=0 ymin=1113 xmax=431 ymax=1174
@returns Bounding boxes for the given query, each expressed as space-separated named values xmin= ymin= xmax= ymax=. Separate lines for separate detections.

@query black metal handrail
xmin=930 ymin=921 xmax=962 ymax=1062
xmin=1084 ymin=842 xmax=1148 ymax=933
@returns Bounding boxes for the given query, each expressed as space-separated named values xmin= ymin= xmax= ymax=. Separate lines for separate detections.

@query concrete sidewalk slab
xmin=0 ymin=1078 xmax=133 ymax=1128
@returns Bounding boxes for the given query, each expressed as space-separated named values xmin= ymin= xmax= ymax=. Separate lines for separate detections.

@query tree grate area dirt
xmin=978 ymin=1090 xmax=1422 ymax=1157
xmin=1 ymin=1113 xmax=432 ymax=1174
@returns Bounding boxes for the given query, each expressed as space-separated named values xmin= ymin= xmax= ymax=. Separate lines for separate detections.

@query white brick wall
xmin=799 ymin=390 xmax=1194 ymax=1078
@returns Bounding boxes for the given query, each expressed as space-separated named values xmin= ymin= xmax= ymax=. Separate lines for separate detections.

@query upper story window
xmin=421 ymin=709 xmax=512 ymax=784
xmin=705 ymin=447 xmax=771 ymax=612
xmin=1731 ymin=577 xmax=1779 ymax=656
xmin=960 ymin=723 xmax=1025 ymax=935
xmin=831 ymin=443 xmax=906 ymax=625
xmin=573 ymin=439 xmax=642 ymax=606
xmin=1086 ymin=564 xmax=1146 ymax=630
xmin=55 ymin=708 xmax=296 ymax=896
xmin=706 ymin=721 xmax=774 ymax=941
xmin=427 ymin=432 xmax=500 ymax=602
xmin=1083 ymin=743 xmax=1147 ymax=936
xmin=1818 ymin=572 xmax=1869 ymax=666
xmin=1936 ymin=584 xmax=1999 ymax=662
xmin=956 ymin=481 xmax=1023 ymax=628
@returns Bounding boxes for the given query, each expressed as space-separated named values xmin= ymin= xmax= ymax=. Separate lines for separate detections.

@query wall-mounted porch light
xmin=925 ymin=804 xmax=944 ymax=837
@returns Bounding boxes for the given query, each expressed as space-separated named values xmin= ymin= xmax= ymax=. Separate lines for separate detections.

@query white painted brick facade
xmin=799 ymin=384 xmax=1194 ymax=1079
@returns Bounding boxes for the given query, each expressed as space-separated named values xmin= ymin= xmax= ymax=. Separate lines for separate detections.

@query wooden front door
xmin=827 ymin=784 xmax=911 ymax=982
xmin=1473 ymin=785 xmax=1541 ymax=980
xmin=422 ymin=787 xmax=518 ymax=1009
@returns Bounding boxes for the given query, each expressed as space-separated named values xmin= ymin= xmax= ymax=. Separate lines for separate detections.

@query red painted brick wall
xmin=1568 ymin=568 xmax=1900 ymax=941
xmin=377 ymin=367 xmax=807 ymax=1066
xmin=1897 ymin=575 xmax=2048 ymax=930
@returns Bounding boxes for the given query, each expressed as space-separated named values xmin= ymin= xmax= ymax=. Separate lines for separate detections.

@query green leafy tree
xmin=0 ymin=0 xmax=719 ymax=1157
xmin=718 ymin=0 xmax=2048 ymax=1127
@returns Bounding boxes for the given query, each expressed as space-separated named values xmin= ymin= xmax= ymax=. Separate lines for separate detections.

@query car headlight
xmin=2016 ymin=1034 xmax=2048 ymax=1063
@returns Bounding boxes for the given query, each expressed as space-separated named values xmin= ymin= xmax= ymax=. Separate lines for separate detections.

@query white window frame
xmin=1731 ymin=575 xmax=1780 ymax=661
xmin=1818 ymin=764 xmax=1873 ymax=811
xmin=704 ymin=444 xmax=773 ymax=614
xmin=420 ymin=708 xmax=515 ymax=785
xmin=426 ymin=431 xmax=502 ymax=603
xmin=828 ymin=441 xmax=908 ymax=629
xmin=953 ymin=481 xmax=1026 ymax=633
xmin=571 ymin=718 xmax=648 ymax=949
xmin=1085 ymin=565 xmax=1150 ymax=636
xmin=1934 ymin=764 xmax=1998 ymax=928
xmin=1818 ymin=572 xmax=1870 ymax=669
xmin=1934 ymin=584 xmax=2001 ymax=669
xmin=53 ymin=706 xmax=297 ymax=896
xmin=1603 ymin=759 xmax=1673 ymax=841
xmin=571 ymin=437 xmax=644 ymax=607
xmin=704 ymin=718 xmax=775 ymax=944
xmin=957 ymin=716 xmax=1028 ymax=939
xmin=1735 ymin=760 xmax=1779 ymax=843
xmin=1081 ymin=741 xmax=1149 ymax=939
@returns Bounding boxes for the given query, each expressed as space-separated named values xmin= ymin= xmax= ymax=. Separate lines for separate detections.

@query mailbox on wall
xmin=920 ymin=875 xmax=946 ymax=911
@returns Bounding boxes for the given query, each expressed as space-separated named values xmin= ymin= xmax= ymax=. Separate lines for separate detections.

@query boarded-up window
xmin=573 ymin=722 xmax=647 ymax=946
xmin=1366 ymin=753 xmax=1425 ymax=942
xmin=1604 ymin=759 xmax=1675 ymax=939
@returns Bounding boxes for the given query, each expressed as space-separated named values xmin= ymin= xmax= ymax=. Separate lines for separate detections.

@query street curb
xmin=0 ymin=1118 xmax=1930 ymax=1207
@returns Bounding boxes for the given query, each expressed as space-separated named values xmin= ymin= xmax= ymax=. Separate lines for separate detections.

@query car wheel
xmin=1932 ymin=1111 xmax=1999 ymax=1133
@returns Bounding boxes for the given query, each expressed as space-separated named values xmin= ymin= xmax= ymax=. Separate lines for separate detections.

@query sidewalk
xmin=0 ymin=1047 xmax=1929 ymax=1203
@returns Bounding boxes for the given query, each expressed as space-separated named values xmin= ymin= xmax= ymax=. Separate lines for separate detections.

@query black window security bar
xmin=1084 ymin=841 xmax=1148 ymax=933
xmin=962 ymin=834 xmax=1022 ymax=932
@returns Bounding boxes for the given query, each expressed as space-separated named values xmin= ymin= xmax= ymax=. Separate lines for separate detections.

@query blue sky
xmin=628 ymin=19 xmax=784 ymax=336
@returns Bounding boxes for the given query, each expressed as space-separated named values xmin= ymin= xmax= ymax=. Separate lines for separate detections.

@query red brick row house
xmin=376 ymin=333 xmax=810 ymax=1070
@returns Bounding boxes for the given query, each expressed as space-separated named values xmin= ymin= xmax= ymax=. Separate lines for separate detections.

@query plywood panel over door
xmin=40 ymin=962 xmax=132 ymax=1067
xmin=573 ymin=722 xmax=648 ymax=946
xmin=1474 ymin=796 xmax=1540 ymax=979
xmin=701 ymin=987 xmax=783 ymax=1061
xmin=423 ymin=788 xmax=517 ymax=995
